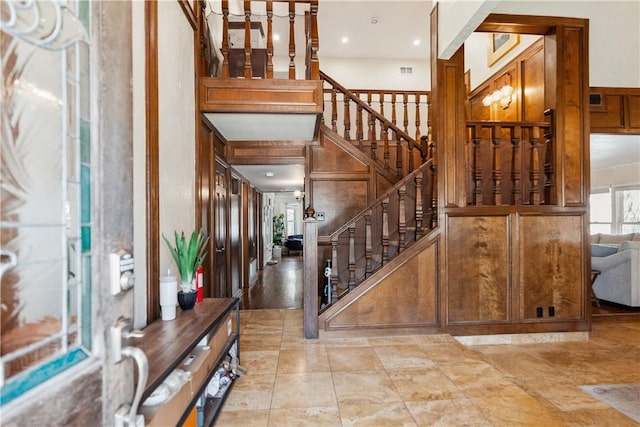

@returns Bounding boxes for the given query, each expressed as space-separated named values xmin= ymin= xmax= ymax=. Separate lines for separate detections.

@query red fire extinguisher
xmin=196 ymin=266 xmax=204 ymax=303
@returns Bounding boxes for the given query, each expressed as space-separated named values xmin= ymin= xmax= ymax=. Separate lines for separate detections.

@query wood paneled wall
xmin=468 ymin=38 xmax=545 ymax=122
xmin=590 ymin=87 xmax=640 ymax=134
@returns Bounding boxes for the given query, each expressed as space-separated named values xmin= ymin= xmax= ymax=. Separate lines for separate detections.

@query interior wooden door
xmin=198 ymin=120 xmax=213 ymax=296
xmin=230 ymin=176 xmax=242 ymax=297
xmin=214 ymin=160 xmax=229 ymax=297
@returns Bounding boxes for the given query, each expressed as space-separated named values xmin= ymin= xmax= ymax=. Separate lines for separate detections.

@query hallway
xmin=241 ymin=255 xmax=304 ymax=310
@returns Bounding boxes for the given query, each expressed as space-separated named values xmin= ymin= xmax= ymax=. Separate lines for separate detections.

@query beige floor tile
xmin=333 ymin=370 xmax=402 ymax=405
xmin=339 ymin=402 xmax=417 ymax=427
xmin=243 ymin=320 xmax=285 ymax=335
xmin=416 ymin=343 xmax=487 ymax=365
xmin=271 ymin=372 xmax=337 ymax=409
xmin=470 ymin=393 xmax=569 ymax=427
xmin=373 ymin=345 xmax=436 ymax=370
xmin=276 ymin=347 xmax=330 ymax=373
xmin=223 ymin=374 xmax=275 ymax=411
xmin=519 ymin=377 xmax=611 ymax=412
xmin=214 ymin=409 xmax=270 ymax=427
xmin=241 ymin=333 xmax=283 ymax=352
xmin=279 ymin=334 xmax=326 ymax=350
xmin=268 ymin=406 xmax=342 ymax=427
xmin=437 ymin=361 xmax=523 ymax=397
xmin=249 ymin=309 xmax=287 ymax=321
xmin=327 ymin=346 xmax=384 ymax=372
xmin=557 ymin=408 xmax=640 ymax=427
xmin=367 ymin=336 xmax=419 ymax=346
xmin=240 ymin=350 xmax=280 ymax=376
xmin=405 ymin=398 xmax=492 ymax=427
xmin=323 ymin=337 xmax=371 ymax=348
xmin=387 ymin=368 xmax=464 ymax=401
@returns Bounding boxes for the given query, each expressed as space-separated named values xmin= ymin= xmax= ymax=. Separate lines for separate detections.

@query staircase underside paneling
xmin=320 ymin=234 xmax=439 ymax=332
xmin=226 ymin=140 xmax=308 ymax=165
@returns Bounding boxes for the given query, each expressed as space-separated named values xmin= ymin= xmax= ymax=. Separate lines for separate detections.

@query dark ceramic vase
xmin=177 ymin=291 xmax=197 ymax=310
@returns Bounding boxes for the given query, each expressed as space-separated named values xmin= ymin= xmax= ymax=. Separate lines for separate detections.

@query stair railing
xmin=466 ymin=109 xmax=555 ymax=206
xmin=323 ymin=144 xmax=437 ymax=310
xmin=320 ymin=71 xmax=428 ymax=177
xmin=217 ymin=0 xmax=319 ymax=80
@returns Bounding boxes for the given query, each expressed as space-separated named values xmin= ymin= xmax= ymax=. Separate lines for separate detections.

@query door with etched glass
xmin=1 ymin=1 xmax=136 ymax=424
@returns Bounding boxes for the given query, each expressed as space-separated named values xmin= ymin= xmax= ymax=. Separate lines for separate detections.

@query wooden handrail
xmin=325 ymin=159 xmax=437 ymax=309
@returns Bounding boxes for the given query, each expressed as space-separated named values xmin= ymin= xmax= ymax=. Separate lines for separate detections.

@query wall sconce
xmin=482 ymin=84 xmax=514 ymax=109
xmin=293 ymin=190 xmax=305 ymax=202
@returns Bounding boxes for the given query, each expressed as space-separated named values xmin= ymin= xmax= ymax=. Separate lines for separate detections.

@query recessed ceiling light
xmin=273 ymin=34 xmax=280 ymax=41
xmin=265 ymin=172 xmax=274 ymax=177
xmin=370 ymin=17 xmax=378 ymax=24
xmin=341 ymin=36 xmax=348 ymax=44
xmin=413 ymin=39 xmax=420 ymax=46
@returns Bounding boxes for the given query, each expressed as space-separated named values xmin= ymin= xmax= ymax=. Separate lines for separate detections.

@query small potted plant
xmin=162 ymin=228 xmax=210 ymax=310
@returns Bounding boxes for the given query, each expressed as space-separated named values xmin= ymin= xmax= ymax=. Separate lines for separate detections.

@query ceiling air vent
xmin=400 ymin=66 xmax=413 ymax=75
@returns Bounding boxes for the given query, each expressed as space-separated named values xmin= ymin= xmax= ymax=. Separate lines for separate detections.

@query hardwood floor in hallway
xmin=241 ymin=255 xmax=303 ymax=310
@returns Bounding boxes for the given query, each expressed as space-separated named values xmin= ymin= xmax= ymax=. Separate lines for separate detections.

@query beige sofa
xmin=591 ymin=233 xmax=640 ymax=308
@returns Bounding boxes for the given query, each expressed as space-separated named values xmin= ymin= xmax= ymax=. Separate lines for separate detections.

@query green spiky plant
xmin=162 ymin=229 xmax=210 ymax=293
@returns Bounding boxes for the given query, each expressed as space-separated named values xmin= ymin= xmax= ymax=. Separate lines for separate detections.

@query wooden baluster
xmin=288 ymin=0 xmax=296 ymax=79
xmin=343 ymin=98 xmax=351 ymax=141
xmin=381 ymin=197 xmax=389 ymax=264
xmin=529 ymin=126 xmax=541 ymax=205
xmin=415 ymin=93 xmax=421 ymax=142
xmin=510 ymin=126 xmax=522 ymax=205
xmin=491 ymin=125 xmax=502 ymax=205
xmin=331 ymin=88 xmax=338 ymax=132
xmin=415 ymin=171 xmax=424 ymax=239
xmin=356 ymin=103 xmax=363 ymax=147
xmin=243 ymin=0 xmax=252 ymax=78
xmin=408 ymin=141 xmax=415 ymax=173
xmin=221 ymin=0 xmax=230 ymax=78
xmin=398 ymin=185 xmax=407 ymax=252
xmin=383 ymin=124 xmax=390 ymax=170
xmin=367 ymin=92 xmax=376 ymax=145
xmin=391 ymin=93 xmax=397 ymax=127
xmin=369 ymin=114 xmax=377 ymax=160
xmin=365 ymin=211 xmax=373 ymax=277
xmin=543 ymin=109 xmax=555 ymax=205
xmin=266 ymin=0 xmax=274 ymax=78
xmin=472 ymin=125 xmax=483 ymax=206
xmin=378 ymin=91 xmax=385 ymax=140
xmin=396 ymin=134 xmax=403 ymax=177
xmin=348 ymin=223 xmax=356 ymax=291
xmin=331 ymin=236 xmax=339 ymax=300
xmin=420 ymin=135 xmax=428 ymax=164
xmin=308 ymin=0 xmax=319 ymax=80
xmin=403 ymin=93 xmax=409 ymax=135
xmin=430 ymin=141 xmax=438 ymax=229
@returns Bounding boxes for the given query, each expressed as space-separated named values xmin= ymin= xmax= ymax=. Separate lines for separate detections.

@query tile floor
xmin=217 ymin=309 xmax=640 ymax=426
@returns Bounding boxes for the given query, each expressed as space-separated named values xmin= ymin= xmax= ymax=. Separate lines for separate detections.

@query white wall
xmin=320 ymin=57 xmax=430 ymax=90
xmin=132 ymin=1 xmax=196 ymax=326
xmin=262 ymin=192 xmax=275 ymax=265
xmin=592 ymin=164 xmax=640 ymax=191
xmin=436 ymin=0 xmax=498 ymax=59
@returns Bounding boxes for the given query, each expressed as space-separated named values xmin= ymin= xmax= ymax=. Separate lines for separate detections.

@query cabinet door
xmin=519 ymin=215 xmax=585 ymax=320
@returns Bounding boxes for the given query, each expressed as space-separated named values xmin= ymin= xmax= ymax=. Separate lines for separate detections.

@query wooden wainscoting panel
xmin=227 ymin=140 xmax=306 ymax=164
xmin=522 ymin=45 xmax=545 ymax=122
xmin=446 ymin=215 xmax=510 ymax=324
xmin=519 ymin=214 xmax=584 ymax=321
xmin=200 ymin=78 xmax=323 ymax=113
xmin=313 ymin=129 xmax=369 ymax=172
xmin=590 ymin=93 xmax=624 ymax=129
xmin=325 ymin=241 xmax=438 ymax=329
xmin=313 ymin=180 xmax=368 ymax=236
xmin=629 ymin=94 xmax=640 ymax=129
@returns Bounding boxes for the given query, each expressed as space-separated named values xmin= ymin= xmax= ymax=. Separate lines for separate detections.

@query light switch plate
xmin=316 ymin=212 xmax=326 ymax=221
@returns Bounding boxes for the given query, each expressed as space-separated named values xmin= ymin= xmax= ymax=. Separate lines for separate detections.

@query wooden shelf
xmin=128 ymin=297 xmax=239 ymax=426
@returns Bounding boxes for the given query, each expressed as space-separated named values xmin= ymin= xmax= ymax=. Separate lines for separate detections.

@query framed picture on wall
xmin=487 ymin=33 xmax=520 ymax=66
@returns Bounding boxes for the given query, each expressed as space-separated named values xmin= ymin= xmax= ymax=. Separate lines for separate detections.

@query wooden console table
xmin=126 ymin=298 xmax=240 ymax=426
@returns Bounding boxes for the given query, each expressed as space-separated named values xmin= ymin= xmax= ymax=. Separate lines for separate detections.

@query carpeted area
xmin=579 ymin=383 xmax=640 ymax=423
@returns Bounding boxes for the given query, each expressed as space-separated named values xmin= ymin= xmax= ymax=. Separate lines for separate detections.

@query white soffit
xmin=204 ymin=113 xmax=318 ymax=141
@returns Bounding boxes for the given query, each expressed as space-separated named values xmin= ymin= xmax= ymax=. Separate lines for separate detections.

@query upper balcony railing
xmin=209 ymin=0 xmax=318 ymax=80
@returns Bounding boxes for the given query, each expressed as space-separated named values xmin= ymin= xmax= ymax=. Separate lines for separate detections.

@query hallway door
xmin=230 ymin=176 xmax=242 ymax=297
xmin=214 ymin=160 xmax=229 ymax=297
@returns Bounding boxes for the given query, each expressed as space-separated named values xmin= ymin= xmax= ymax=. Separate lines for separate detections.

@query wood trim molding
xmin=177 ymin=0 xmax=197 ymax=30
xmin=145 ymin=0 xmax=160 ymax=322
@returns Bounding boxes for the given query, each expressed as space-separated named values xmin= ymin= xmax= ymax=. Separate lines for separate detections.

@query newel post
xmin=303 ymin=212 xmax=318 ymax=339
